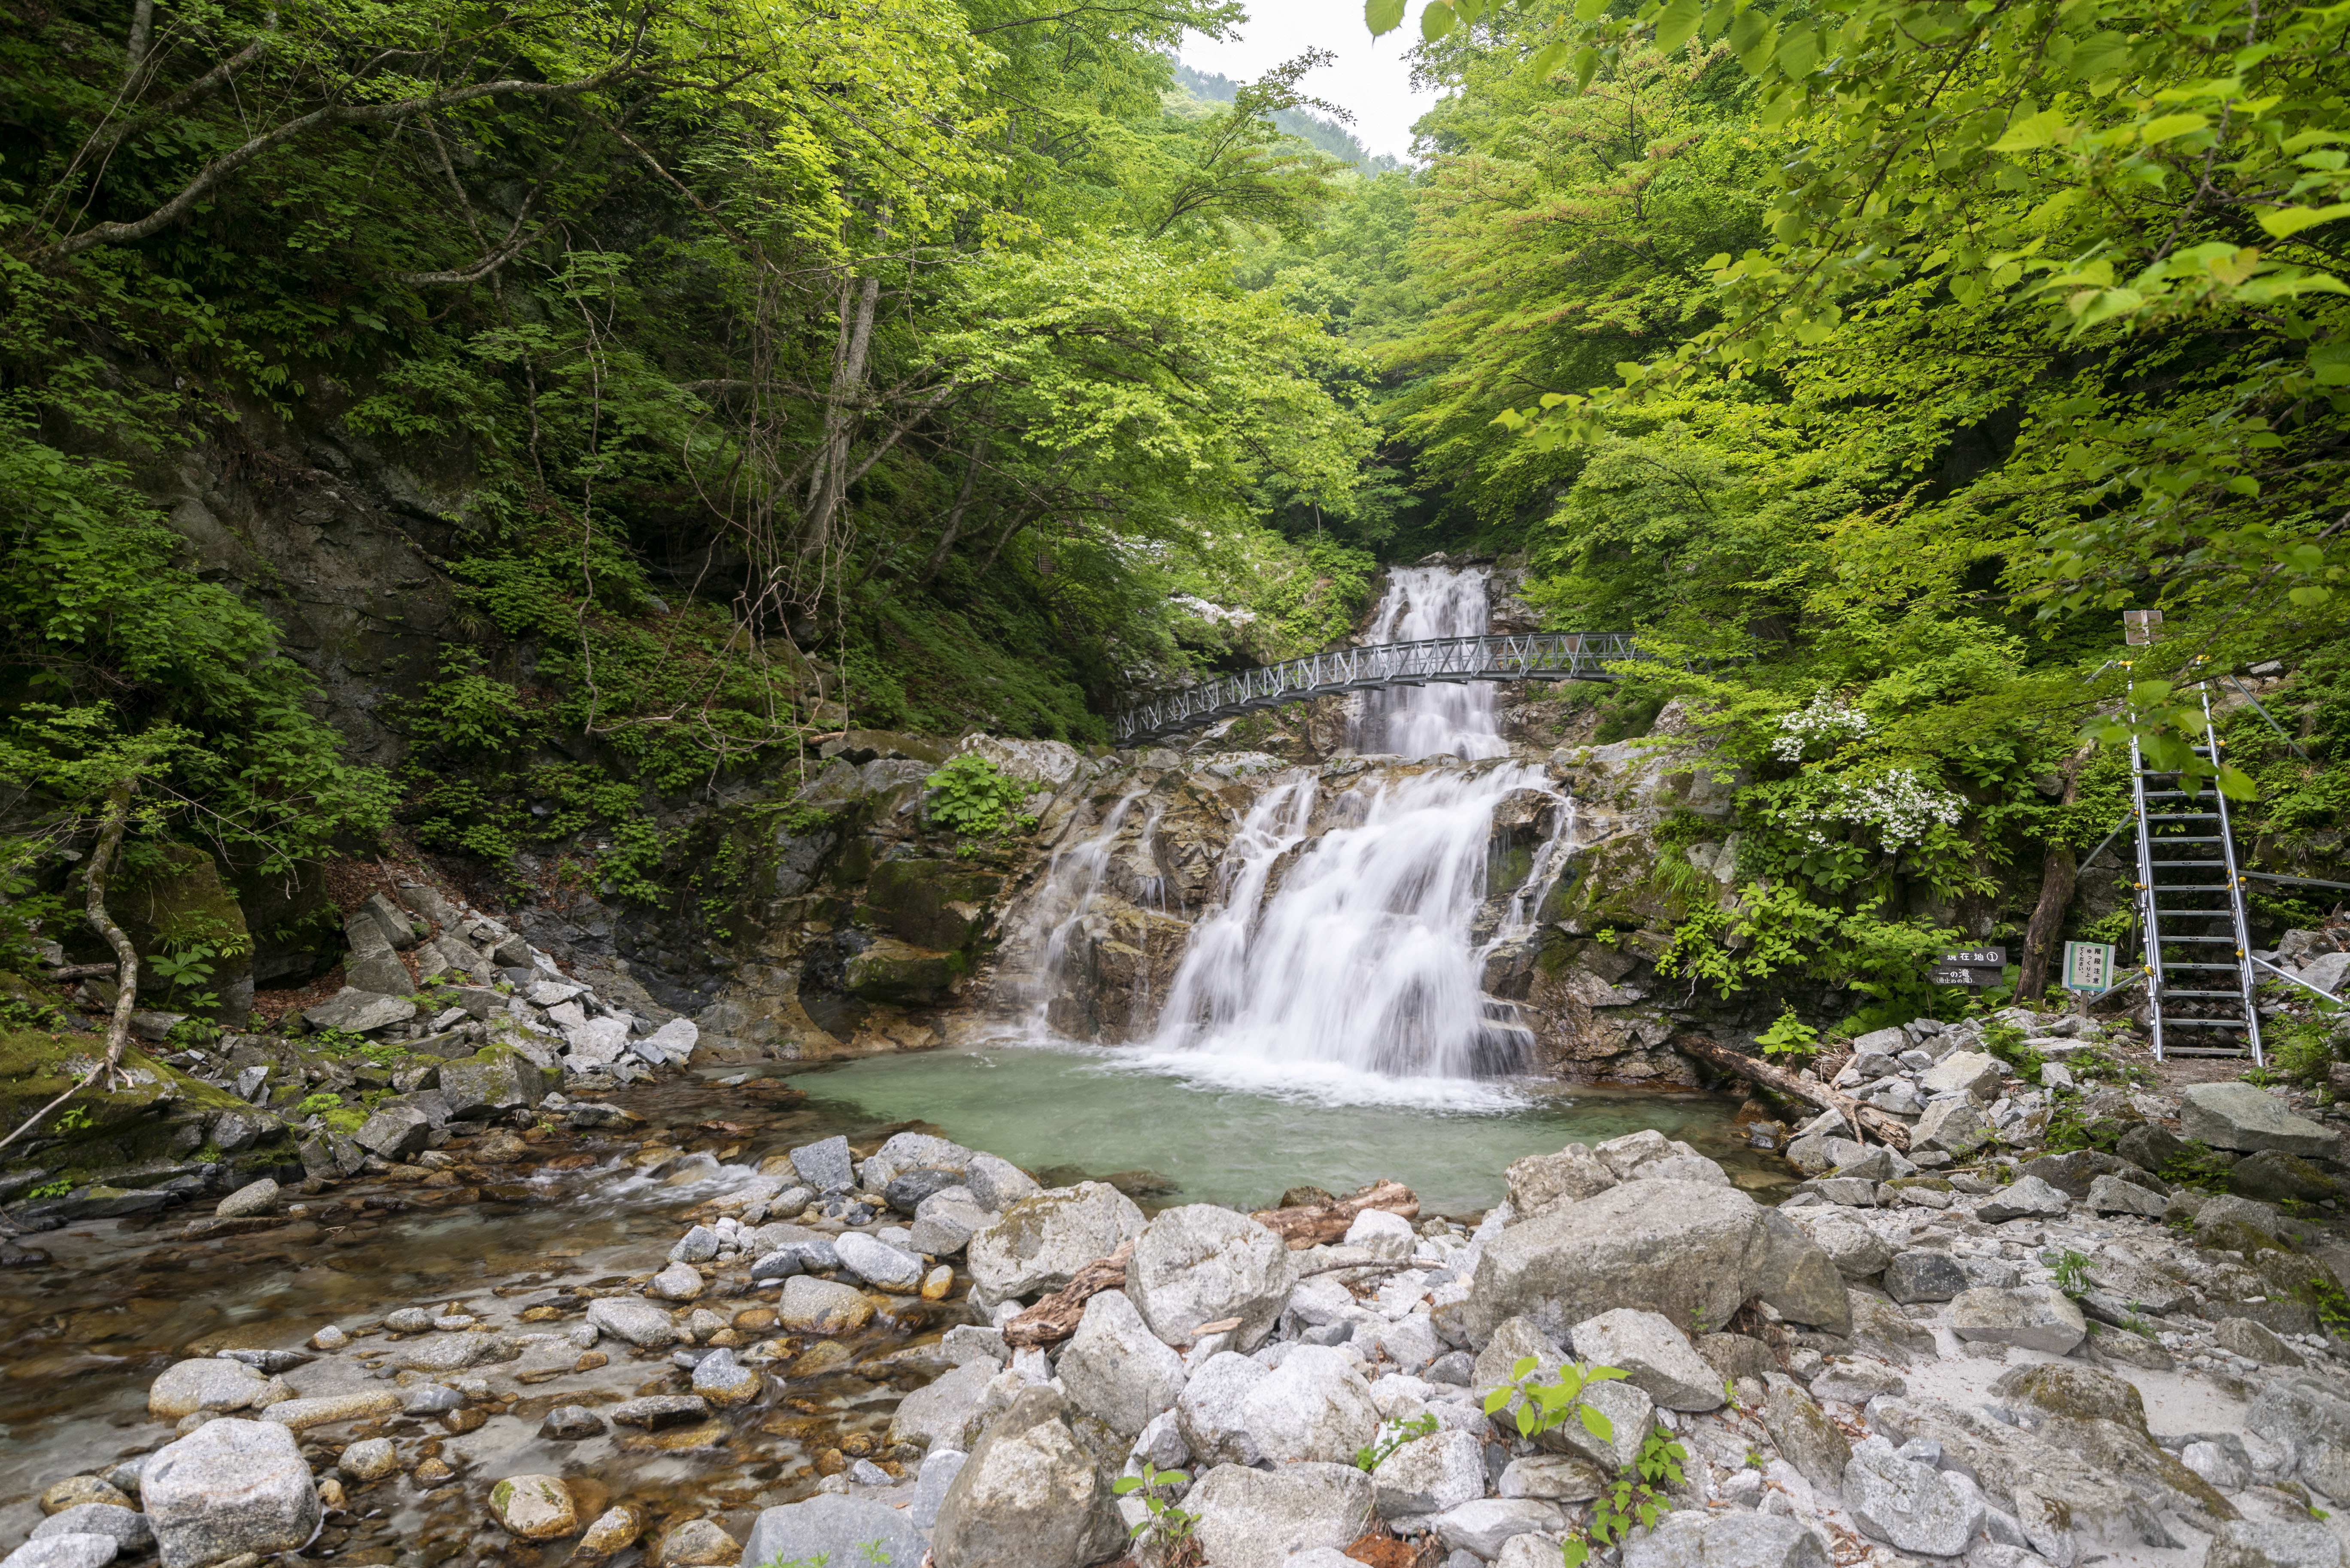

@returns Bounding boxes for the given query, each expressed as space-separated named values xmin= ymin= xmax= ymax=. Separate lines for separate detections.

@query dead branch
xmin=1670 ymin=1033 xmax=1910 ymax=1151
xmin=1251 ymin=1178 xmax=1420 ymax=1250
xmin=1000 ymin=1239 xmax=1131 ymax=1348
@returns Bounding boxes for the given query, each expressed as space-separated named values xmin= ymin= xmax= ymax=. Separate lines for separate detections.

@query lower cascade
xmin=1014 ymin=564 xmax=1574 ymax=1089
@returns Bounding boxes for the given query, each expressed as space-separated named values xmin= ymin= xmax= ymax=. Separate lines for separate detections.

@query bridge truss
xmin=1113 ymin=632 xmax=1640 ymax=747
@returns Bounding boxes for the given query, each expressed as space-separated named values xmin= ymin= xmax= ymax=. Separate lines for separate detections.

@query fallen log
xmin=1671 ymin=1033 xmax=1912 ymax=1152
xmin=1001 ymin=1240 xmax=1132 ymax=1349
xmin=1250 ymin=1178 xmax=1420 ymax=1250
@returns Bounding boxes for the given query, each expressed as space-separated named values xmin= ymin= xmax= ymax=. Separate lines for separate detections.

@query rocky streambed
xmin=11 ymin=1001 xmax=2350 ymax=1568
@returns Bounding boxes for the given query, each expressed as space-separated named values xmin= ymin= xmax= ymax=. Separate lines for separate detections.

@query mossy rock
xmin=842 ymin=938 xmax=967 ymax=1005
xmin=856 ymin=858 xmax=1002 ymax=951
xmin=1548 ymin=833 xmax=1697 ymax=934
xmin=108 ymin=843 xmax=253 ymax=991
xmin=0 ymin=1024 xmax=247 ymax=1167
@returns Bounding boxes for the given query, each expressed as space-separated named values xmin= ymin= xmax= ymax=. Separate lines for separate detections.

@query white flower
xmin=1804 ymin=767 xmax=1964 ymax=851
xmin=1771 ymin=689 xmax=1871 ymax=761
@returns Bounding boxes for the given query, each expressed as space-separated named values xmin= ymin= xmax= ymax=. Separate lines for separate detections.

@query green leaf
xmin=1730 ymin=9 xmax=1779 ymax=73
xmin=1366 ymin=0 xmax=1409 ymax=34
xmin=2259 ymin=203 xmax=2350 ymax=239
xmin=1574 ymin=45 xmax=1600 ymax=91
xmin=1580 ymin=1404 xmax=1616 ymax=1441
xmin=1991 ymin=109 xmax=2072 ymax=152
xmin=2138 ymin=112 xmax=2209 ymax=143
xmin=1423 ymin=1 xmax=1458 ymax=39
xmin=1576 ymin=0 xmax=1610 ymax=20
xmin=2216 ymin=763 xmax=2257 ymax=801
xmin=1776 ymin=24 xmax=1821 ymax=77
xmin=1653 ymin=0 xmax=1702 ymax=50
xmin=1112 ymin=1477 xmax=1142 ymax=1495
xmin=1528 ymin=40 xmax=1570 ymax=77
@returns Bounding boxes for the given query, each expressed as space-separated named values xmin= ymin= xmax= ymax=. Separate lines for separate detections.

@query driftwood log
xmin=1001 ymin=1240 xmax=1132 ymax=1349
xmin=1672 ymin=1033 xmax=1912 ymax=1152
xmin=1250 ymin=1178 xmax=1420 ymax=1250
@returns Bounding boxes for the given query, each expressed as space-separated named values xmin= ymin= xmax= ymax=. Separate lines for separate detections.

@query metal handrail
xmin=1113 ymin=632 xmax=1642 ymax=746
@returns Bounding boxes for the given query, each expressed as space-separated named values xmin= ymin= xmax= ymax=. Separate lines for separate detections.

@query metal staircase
xmin=2128 ymin=687 xmax=2264 ymax=1064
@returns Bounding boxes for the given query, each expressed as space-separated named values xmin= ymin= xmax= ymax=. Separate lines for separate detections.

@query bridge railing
xmin=1114 ymin=631 xmax=1641 ymax=746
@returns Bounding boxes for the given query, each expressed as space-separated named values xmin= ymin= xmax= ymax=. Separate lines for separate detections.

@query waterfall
xmin=1137 ymin=565 xmax=1573 ymax=1095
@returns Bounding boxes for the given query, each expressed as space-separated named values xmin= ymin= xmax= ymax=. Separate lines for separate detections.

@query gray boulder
xmin=352 ymin=1103 xmax=429 ymax=1160
xmin=1056 ymin=1289 xmax=1187 ymax=1436
xmin=741 ymin=1494 xmax=925 ymax=1568
xmin=586 ymin=1297 xmax=679 ymax=1348
xmin=1569 ymin=1308 xmax=1723 ymax=1410
xmin=964 ymin=1152 xmax=1042 ymax=1211
xmin=911 ymin=1188 xmax=994 ymax=1256
xmin=1782 ymin=1207 xmax=1897 ymax=1280
xmin=1433 ymin=1498 xmax=1569 ymax=1558
xmin=1759 ymin=1374 xmax=1850 ymax=1493
xmin=966 ymin=1182 xmax=1145 ymax=1307
xmin=30 ymin=1509 xmax=151 ymax=1554
xmin=1921 ymin=1051 xmax=2005 ymax=1099
xmin=2083 ymin=1175 xmax=2167 ymax=1217
xmin=142 ymin=1419 xmax=321 ymax=1568
xmin=147 ymin=1357 xmax=270 ymax=1419
xmin=1843 ymin=1435 xmax=1984 ymax=1556
xmin=1505 ymin=1144 xmax=1618 ymax=1219
xmin=1187 ymin=1463 xmax=1375 ymax=1568
xmin=1239 ymin=1344 xmax=1379 ymax=1465
xmin=1914 ymin=1098 xmax=1989 ymax=1155
xmin=888 ymin=1360 xmax=997 ymax=1452
xmin=789 ymin=1135 xmax=856 ymax=1193
xmin=1178 ymin=1351 xmax=1271 ymax=1467
xmin=1949 ymin=1286 xmax=2086 ymax=1354
xmin=303 ymin=986 xmax=413 ymax=1034
xmin=2181 ymin=1083 xmax=2342 ymax=1159
xmin=438 ymin=1050 xmax=552 ymax=1117
xmin=835 ymin=1232 xmax=925 ymax=1292
xmin=2206 ymin=1517 xmax=2347 ymax=1568
xmin=929 ymin=1387 xmax=1120 ymax=1568
xmin=2247 ymin=1378 xmax=2350 ymax=1503
xmin=1126 ymin=1203 xmax=1298 ymax=1350
xmin=1883 ymin=1250 xmax=1969 ymax=1303
xmin=3 ymin=1540 xmax=118 ymax=1568
xmin=860 ymin=1131 xmax=974 ymax=1191
xmin=911 ymin=1449 xmax=968 ymax=1532
xmin=1624 ymin=1509 xmax=1831 ymax=1568
xmin=1373 ymin=1429 xmax=1486 ymax=1517
xmin=1463 ymin=1180 xmax=1847 ymax=1348
xmin=1975 ymin=1175 xmax=2071 ymax=1222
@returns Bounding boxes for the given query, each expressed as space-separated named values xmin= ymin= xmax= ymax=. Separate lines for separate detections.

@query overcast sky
xmin=1181 ymin=0 xmax=1445 ymax=162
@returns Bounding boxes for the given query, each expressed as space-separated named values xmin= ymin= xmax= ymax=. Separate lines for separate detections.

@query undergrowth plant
xmin=924 ymin=755 xmax=1037 ymax=839
xmin=1355 ymin=1412 xmax=1439 ymax=1471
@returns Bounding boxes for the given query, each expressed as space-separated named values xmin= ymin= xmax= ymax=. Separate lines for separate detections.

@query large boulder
xmin=966 ymin=1182 xmax=1145 ymax=1307
xmin=928 ymin=1387 xmax=1120 ymax=1568
xmin=1373 ymin=1429 xmax=1486 ymax=1518
xmin=1505 ymin=1144 xmax=1618 ymax=1220
xmin=2246 ymin=1378 xmax=2350 ymax=1504
xmin=741 ymin=1495 xmax=924 ymax=1568
xmin=1463 ymin=1180 xmax=1848 ymax=1347
xmin=888 ymin=1361 xmax=997 ymax=1453
xmin=2181 ymin=1083 xmax=2343 ymax=1159
xmin=1842 ymin=1437 xmax=1983 ymax=1557
xmin=142 ymin=1419 xmax=322 ymax=1568
xmin=1570 ymin=1308 xmax=1723 ymax=1411
xmin=1178 ymin=1352 xmax=1271 ymax=1467
xmin=1125 ymin=1203 xmax=1298 ymax=1350
xmin=1759 ymin=1374 xmax=1849 ymax=1494
xmin=1781 ymin=1207 xmax=1897 ymax=1280
xmin=1624 ymin=1509 xmax=1830 ymax=1568
xmin=1867 ymin=1395 xmax=2164 ymax=1559
xmin=148 ymin=1358 xmax=273 ymax=1420
xmin=2207 ymin=1517 xmax=2347 ymax=1568
xmin=1949 ymin=1286 xmax=2086 ymax=1355
xmin=777 ymin=1276 xmax=874 ymax=1335
xmin=1056 ymin=1289 xmax=1187 ymax=1437
xmin=1237 ymin=1344 xmax=1379 ymax=1465
xmin=1186 ymin=1462 xmax=1375 ymax=1568
xmin=438 ymin=1048 xmax=553 ymax=1118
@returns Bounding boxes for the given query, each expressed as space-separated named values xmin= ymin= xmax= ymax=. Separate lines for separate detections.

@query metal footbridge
xmin=1114 ymin=632 xmax=1640 ymax=746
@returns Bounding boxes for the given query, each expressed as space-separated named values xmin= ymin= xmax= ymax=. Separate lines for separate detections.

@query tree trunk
xmin=1250 ymin=1178 xmax=1420 ymax=1250
xmin=0 ymin=785 xmax=138 ymax=1159
xmin=2016 ymin=843 xmax=2077 ymax=1000
xmin=1671 ymin=1033 xmax=1911 ymax=1151
xmin=2016 ymin=762 xmax=2084 ymax=999
xmin=801 ymin=254 xmax=884 ymax=563
xmin=85 ymin=783 xmax=140 ymax=1075
xmin=916 ymin=428 xmax=993 ymax=585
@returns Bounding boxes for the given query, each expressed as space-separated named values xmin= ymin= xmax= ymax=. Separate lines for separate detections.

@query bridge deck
xmin=1114 ymin=632 xmax=1638 ymax=746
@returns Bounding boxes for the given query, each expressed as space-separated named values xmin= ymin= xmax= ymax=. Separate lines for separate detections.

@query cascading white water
xmin=1353 ymin=565 xmax=1511 ymax=761
xmin=1139 ymin=565 xmax=1573 ymax=1094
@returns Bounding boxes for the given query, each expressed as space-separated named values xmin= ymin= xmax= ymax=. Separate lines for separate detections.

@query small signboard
xmin=2063 ymin=940 xmax=2116 ymax=993
xmin=2123 ymin=609 xmax=2163 ymax=646
xmin=1930 ymin=946 xmax=2007 ymax=987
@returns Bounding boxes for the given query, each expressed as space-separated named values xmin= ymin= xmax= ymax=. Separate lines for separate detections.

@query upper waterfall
xmin=1134 ymin=565 xmax=1571 ymax=1094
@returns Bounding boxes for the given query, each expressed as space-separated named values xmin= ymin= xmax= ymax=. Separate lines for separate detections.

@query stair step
xmin=2164 ymin=1046 xmax=2251 ymax=1057
xmin=2162 ymin=989 xmax=2250 ymax=999
xmin=2154 ymin=936 xmax=2236 ymax=944
xmin=2160 ymin=962 xmax=2244 ymax=970
xmin=2144 ymin=790 xmax=2216 ymax=799
xmin=2144 ymin=812 xmax=2223 ymax=821
xmin=2155 ymin=909 xmax=2235 ymax=918
xmin=2163 ymin=1016 xmax=2252 ymax=1027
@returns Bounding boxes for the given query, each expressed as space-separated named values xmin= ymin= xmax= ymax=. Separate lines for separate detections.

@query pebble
xmin=36 ymin=1480 xmax=132 ymax=1516
xmin=540 ymin=1406 xmax=607 ymax=1441
xmin=610 ymin=1395 xmax=710 ymax=1429
xmin=339 ymin=1439 xmax=401 ymax=1482
xmin=489 ymin=1474 xmax=579 ymax=1541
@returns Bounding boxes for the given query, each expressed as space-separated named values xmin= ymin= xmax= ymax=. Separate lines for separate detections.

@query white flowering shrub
xmin=1835 ymin=767 xmax=1965 ymax=851
xmin=1770 ymin=690 xmax=1871 ymax=761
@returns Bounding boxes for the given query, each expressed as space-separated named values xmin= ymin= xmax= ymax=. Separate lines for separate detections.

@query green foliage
xmin=1755 ymin=1006 xmax=1820 ymax=1062
xmin=26 ymin=1177 xmax=70 ymax=1200
xmin=1567 ymin=1425 xmax=1691 ymax=1568
xmin=1355 ymin=1412 xmax=1440 ymax=1472
xmin=924 ymin=756 xmax=1037 ymax=840
xmin=2160 ymin=1138 xmax=2241 ymax=1191
xmin=1482 ymin=1355 xmax=1628 ymax=1444
xmin=2268 ymin=1009 xmax=2345 ymax=1091
xmin=2048 ymin=1248 xmax=2092 ymax=1297
xmin=1111 ymin=1460 xmax=1197 ymax=1546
